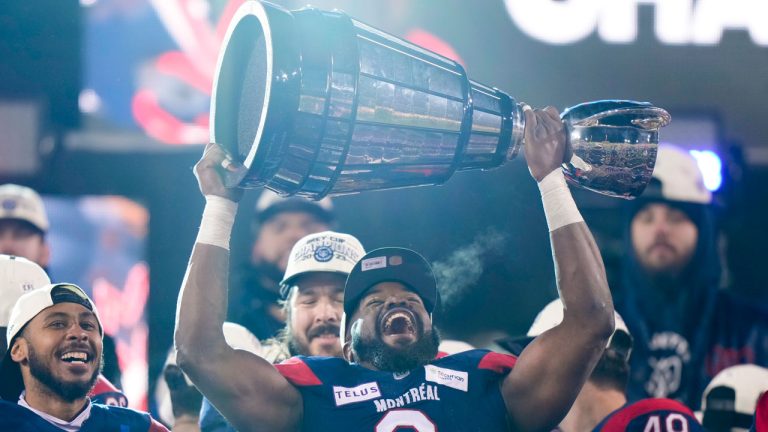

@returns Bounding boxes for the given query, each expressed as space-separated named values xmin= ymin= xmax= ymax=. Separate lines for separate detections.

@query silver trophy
xmin=210 ymin=1 xmax=670 ymax=199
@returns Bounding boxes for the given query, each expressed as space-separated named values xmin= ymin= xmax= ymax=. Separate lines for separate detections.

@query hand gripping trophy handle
xmin=507 ymin=99 xmax=671 ymax=198
xmin=210 ymin=1 xmax=671 ymax=199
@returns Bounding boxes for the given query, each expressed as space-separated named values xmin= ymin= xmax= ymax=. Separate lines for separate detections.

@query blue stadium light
xmin=689 ymin=150 xmax=723 ymax=192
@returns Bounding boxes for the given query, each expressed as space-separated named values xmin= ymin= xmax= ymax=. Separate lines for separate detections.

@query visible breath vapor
xmin=432 ymin=228 xmax=508 ymax=311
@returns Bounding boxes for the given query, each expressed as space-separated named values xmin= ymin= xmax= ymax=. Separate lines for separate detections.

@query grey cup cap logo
xmin=2 ymin=199 xmax=17 ymax=211
xmin=291 ymin=235 xmax=362 ymax=267
xmin=279 ymin=232 xmax=366 ymax=299
xmin=313 ymin=245 xmax=335 ymax=262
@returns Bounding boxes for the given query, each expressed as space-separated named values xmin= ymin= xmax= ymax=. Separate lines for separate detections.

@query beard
xmin=352 ymin=325 xmax=441 ymax=373
xmin=287 ymin=334 xmax=307 ymax=357
xmin=27 ymin=343 xmax=102 ymax=403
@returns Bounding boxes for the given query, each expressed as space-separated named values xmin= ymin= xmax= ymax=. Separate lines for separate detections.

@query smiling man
xmin=0 ymin=283 xmax=167 ymax=431
xmin=175 ymin=105 xmax=615 ymax=432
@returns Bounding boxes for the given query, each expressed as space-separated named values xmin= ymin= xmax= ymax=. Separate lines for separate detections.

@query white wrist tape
xmin=538 ymin=169 xmax=583 ymax=232
xmin=196 ymin=195 xmax=238 ymax=250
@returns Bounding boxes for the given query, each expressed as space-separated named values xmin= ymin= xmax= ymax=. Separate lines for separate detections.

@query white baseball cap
xmin=221 ymin=321 xmax=262 ymax=353
xmin=527 ymin=299 xmax=630 ymax=339
xmin=0 ymin=255 xmax=51 ymax=327
xmin=0 ymin=184 xmax=49 ymax=232
xmin=701 ymin=364 xmax=768 ymax=431
xmin=5 ymin=283 xmax=101 ymax=346
xmin=501 ymin=299 xmax=632 ymax=360
xmin=279 ymin=231 xmax=365 ymax=299
xmin=0 ymin=282 xmax=102 ymax=400
xmin=647 ymin=144 xmax=712 ymax=205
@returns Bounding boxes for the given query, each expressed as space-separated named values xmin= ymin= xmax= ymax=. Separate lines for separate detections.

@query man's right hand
xmin=522 ymin=106 xmax=567 ymax=183
xmin=193 ymin=143 xmax=245 ymax=202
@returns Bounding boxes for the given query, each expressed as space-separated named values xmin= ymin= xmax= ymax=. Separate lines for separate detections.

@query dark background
xmin=1 ymin=0 xmax=766 ymax=404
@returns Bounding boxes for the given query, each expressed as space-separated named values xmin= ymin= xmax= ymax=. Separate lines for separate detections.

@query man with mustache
xmin=194 ymin=231 xmax=366 ymax=432
xmin=617 ymin=144 xmax=768 ymax=408
xmin=175 ymin=105 xmax=616 ymax=431
xmin=0 ymin=282 xmax=168 ymax=431
xmin=232 ymin=190 xmax=335 ymax=341
xmin=1 ymin=253 xmax=129 ymax=410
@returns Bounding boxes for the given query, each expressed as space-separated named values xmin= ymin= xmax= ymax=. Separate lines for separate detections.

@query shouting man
xmin=175 ymin=106 xmax=615 ymax=432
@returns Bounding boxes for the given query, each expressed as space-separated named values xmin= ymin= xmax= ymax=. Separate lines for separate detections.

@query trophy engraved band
xmin=210 ymin=1 xmax=671 ymax=200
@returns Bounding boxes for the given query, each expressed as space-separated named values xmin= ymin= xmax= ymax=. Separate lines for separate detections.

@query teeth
xmin=61 ymin=352 xmax=88 ymax=362
xmin=384 ymin=312 xmax=414 ymax=331
xmin=385 ymin=312 xmax=411 ymax=325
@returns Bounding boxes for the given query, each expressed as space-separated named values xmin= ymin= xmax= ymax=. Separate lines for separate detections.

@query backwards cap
xmin=0 ymin=184 xmax=49 ymax=233
xmin=279 ymin=231 xmax=366 ymax=299
xmin=701 ymin=364 xmax=768 ymax=431
xmin=641 ymin=143 xmax=711 ymax=205
xmin=0 ymin=283 xmax=102 ymax=400
xmin=0 ymin=255 xmax=51 ymax=327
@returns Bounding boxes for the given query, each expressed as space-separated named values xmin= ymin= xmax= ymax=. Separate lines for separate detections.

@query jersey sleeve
xmin=274 ymin=356 xmax=323 ymax=386
xmin=477 ymin=351 xmax=517 ymax=375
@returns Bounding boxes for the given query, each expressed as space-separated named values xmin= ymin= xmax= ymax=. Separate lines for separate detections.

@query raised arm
xmin=174 ymin=143 xmax=302 ymax=432
xmin=501 ymin=107 xmax=614 ymax=431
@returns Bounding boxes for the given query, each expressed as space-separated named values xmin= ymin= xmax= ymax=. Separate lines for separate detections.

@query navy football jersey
xmin=275 ymin=349 xmax=516 ymax=432
xmin=593 ymin=398 xmax=704 ymax=432
xmin=0 ymin=399 xmax=168 ymax=432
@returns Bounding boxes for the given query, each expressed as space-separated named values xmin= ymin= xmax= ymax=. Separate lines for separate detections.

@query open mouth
xmin=381 ymin=309 xmax=417 ymax=336
xmin=59 ymin=350 xmax=91 ymax=365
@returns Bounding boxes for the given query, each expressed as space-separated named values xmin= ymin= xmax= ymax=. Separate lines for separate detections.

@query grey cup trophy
xmin=210 ymin=1 xmax=670 ymax=199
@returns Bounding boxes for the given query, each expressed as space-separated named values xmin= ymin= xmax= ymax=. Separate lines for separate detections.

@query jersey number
xmin=375 ymin=409 xmax=436 ymax=432
xmin=643 ymin=413 xmax=689 ymax=432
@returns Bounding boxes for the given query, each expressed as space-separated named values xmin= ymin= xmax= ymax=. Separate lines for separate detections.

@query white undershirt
xmin=18 ymin=391 xmax=92 ymax=432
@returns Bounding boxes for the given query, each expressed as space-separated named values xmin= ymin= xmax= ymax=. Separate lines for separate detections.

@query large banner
xmin=83 ymin=0 xmax=768 ymax=157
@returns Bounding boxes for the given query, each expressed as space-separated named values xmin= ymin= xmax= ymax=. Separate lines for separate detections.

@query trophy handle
xmin=563 ymin=100 xmax=670 ymax=199
xmin=511 ymin=100 xmax=671 ymax=199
